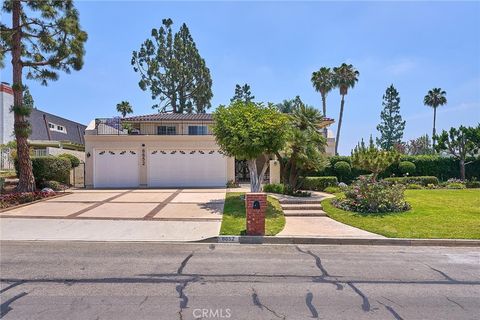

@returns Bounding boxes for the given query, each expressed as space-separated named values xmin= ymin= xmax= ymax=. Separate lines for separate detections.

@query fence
xmin=1 ymin=148 xmax=14 ymax=170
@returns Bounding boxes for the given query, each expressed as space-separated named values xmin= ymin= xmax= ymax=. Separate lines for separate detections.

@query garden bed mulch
xmin=0 ymin=192 xmax=72 ymax=213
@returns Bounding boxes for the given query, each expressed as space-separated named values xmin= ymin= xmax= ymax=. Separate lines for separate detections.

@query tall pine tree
xmin=132 ymin=18 xmax=213 ymax=113
xmin=376 ymin=85 xmax=406 ymax=150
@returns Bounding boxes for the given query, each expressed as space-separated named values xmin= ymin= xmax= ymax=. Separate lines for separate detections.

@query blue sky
xmin=2 ymin=1 xmax=479 ymax=155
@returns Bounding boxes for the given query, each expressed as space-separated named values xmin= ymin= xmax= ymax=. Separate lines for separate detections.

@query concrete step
xmin=281 ymin=203 xmax=323 ymax=210
xmin=279 ymin=199 xmax=322 ymax=205
xmin=283 ymin=210 xmax=327 ymax=217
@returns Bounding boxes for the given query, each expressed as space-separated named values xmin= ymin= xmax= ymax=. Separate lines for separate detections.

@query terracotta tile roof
xmin=123 ymin=113 xmax=213 ymax=122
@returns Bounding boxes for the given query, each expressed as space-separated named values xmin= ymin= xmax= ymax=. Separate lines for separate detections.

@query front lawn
xmin=323 ymin=189 xmax=480 ymax=239
xmin=220 ymin=192 xmax=285 ymax=236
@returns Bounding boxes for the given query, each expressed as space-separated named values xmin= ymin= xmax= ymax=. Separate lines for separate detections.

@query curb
xmin=198 ymin=236 xmax=480 ymax=247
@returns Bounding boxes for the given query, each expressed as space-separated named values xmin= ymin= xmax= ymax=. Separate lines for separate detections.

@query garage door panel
xmin=94 ymin=149 xmax=140 ymax=188
xmin=148 ymin=150 xmax=227 ymax=187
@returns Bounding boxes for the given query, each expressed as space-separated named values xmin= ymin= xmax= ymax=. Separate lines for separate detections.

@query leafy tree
xmin=212 ymin=101 xmax=289 ymax=192
xmin=311 ymin=67 xmax=334 ymax=118
xmin=116 ymin=101 xmax=133 ymax=118
xmin=230 ymin=83 xmax=254 ymax=103
xmin=1 ymin=0 xmax=88 ymax=192
xmin=132 ymin=18 xmax=212 ymax=113
xmin=435 ymin=125 xmax=480 ymax=180
xmin=405 ymin=135 xmax=433 ymax=155
xmin=278 ymin=100 xmax=327 ymax=191
xmin=424 ymin=88 xmax=447 ymax=149
xmin=376 ymin=85 xmax=406 ymax=150
xmin=351 ymin=136 xmax=400 ymax=181
xmin=333 ymin=63 xmax=359 ymax=155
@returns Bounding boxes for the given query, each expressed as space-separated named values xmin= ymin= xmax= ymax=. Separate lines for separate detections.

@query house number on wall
xmin=142 ymin=149 xmax=146 ymax=166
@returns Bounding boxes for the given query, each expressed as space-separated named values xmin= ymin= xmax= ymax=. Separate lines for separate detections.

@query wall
xmin=84 ymin=134 xmax=235 ymax=188
xmin=0 ymin=84 xmax=14 ymax=145
xmin=46 ymin=147 xmax=85 ymax=162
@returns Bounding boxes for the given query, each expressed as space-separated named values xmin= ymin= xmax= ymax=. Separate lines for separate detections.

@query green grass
xmin=322 ymin=189 xmax=480 ymax=239
xmin=0 ymin=170 xmax=16 ymax=178
xmin=220 ymin=192 xmax=286 ymax=236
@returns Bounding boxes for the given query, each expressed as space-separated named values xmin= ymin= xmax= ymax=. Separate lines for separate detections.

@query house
xmin=0 ymin=82 xmax=87 ymax=162
xmin=84 ymin=113 xmax=335 ymax=188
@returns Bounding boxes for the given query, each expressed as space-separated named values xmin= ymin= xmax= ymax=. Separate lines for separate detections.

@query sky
xmin=1 ymin=1 xmax=479 ymax=155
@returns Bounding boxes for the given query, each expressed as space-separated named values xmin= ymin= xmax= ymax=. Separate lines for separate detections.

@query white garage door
xmin=148 ymin=149 xmax=227 ymax=187
xmin=94 ymin=149 xmax=140 ymax=188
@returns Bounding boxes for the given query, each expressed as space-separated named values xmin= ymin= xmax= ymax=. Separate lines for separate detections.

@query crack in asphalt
xmin=377 ymin=301 xmax=404 ymax=320
xmin=426 ymin=265 xmax=457 ymax=282
xmin=0 ymin=281 xmax=25 ymax=294
xmin=446 ymin=297 xmax=465 ymax=310
xmin=251 ymin=288 xmax=286 ymax=319
xmin=177 ymin=253 xmax=194 ymax=275
xmin=0 ymin=291 xmax=28 ymax=318
xmin=347 ymin=283 xmax=371 ymax=312
xmin=305 ymin=291 xmax=319 ymax=319
xmin=381 ymin=296 xmax=404 ymax=308
xmin=138 ymin=296 xmax=149 ymax=307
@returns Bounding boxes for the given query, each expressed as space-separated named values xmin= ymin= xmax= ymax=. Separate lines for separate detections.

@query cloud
xmin=385 ymin=58 xmax=416 ymax=76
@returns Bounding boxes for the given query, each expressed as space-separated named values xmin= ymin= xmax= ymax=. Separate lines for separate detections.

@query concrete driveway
xmin=0 ymin=189 xmax=225 ymax=241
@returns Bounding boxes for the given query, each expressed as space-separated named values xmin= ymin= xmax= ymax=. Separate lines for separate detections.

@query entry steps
xmin=279 ymin=198 xmax=326 ymax=217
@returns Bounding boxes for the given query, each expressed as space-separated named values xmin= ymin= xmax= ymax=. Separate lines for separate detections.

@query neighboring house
xmin=84 ymin=113 xmax=335 ymax=188
xmin=0 ymin=82 xmax=87 ymax=162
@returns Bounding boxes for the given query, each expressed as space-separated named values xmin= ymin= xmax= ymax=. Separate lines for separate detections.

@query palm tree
xmin=311 ymin=67 xmax=334 ymax=118
xmin=116 ymin=101 xmax=133 ymax=118
xmin=332 ymin=63 xmax=360 ymax=155
xmin=423 ymin=88 xmax=447 ymax=149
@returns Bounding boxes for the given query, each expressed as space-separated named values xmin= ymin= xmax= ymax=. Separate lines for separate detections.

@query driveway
xmin=0 ymin=189 xmax=225 ymax=241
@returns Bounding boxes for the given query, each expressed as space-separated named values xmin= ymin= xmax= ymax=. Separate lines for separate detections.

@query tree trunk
xmin=321 ymin=92 xmax=328 ymax=137
xmin=334 ymin=94 xmax=345 ymax=155
xmin=460 ymin=159 xmax=465 ymax=181
xmin=12 ymin=1 xmax=35 ymax=192
xmin=432 ymin=107 xmax=437 ymax=150
xmin=288 ymin=156 xmax=297 ymax=191
xmin=247 ymin=157 xmax=269 ymax=192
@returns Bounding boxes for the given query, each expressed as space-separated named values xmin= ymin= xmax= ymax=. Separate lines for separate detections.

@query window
xmin=48 ymin=122 xmax=67 ymax=134
xmin=157 ymin=126 xmax=176 ymax=135
xmin=188 ymin=125 xmax=208 ymax=135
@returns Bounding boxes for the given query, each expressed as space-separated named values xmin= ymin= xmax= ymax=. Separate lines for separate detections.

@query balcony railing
xmin=93 ymin=117 xmax=213 ymax=136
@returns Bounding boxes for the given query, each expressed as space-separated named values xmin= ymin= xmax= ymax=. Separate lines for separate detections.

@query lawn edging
xmin=198 ymin=236 xmax=480 ymax=247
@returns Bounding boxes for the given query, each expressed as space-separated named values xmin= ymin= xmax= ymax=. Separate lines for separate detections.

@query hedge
xmin=302 ymin=176 xmax=338 ymax=191
xmin=58 ymin=153 xmax=80 ymax=168
xmin=15 ymin=156 xmax=71 ymax=184
xmin=310 ymin=155 xmax=480 ymax=182
xmin=383 ymin=176 xmax=439 ymax=186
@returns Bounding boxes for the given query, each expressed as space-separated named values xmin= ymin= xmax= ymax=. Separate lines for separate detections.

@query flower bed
xmin=1 ymin=191 xmax=57 ymax=209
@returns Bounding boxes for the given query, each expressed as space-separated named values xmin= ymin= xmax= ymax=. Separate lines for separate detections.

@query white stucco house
xmin=84 ymin=113 xmax=335 ymax=188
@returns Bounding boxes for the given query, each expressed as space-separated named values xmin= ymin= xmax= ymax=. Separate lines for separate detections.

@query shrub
xmin=407 ymin=183 xmax=422 ymax=189
xmin=333 ymin=176 xmax=410 ymax=213
xmin=226 ymin=180 xmax=239 ymax=188
xmin=324 ymin=186 xmax=340 ymax=194
xmin=302 ymin=176 xmax=338 ymax=191
xmin=334 ymin=161 xmax=351 ymax=181
xmin=39 ymin=180 xmax=62 ymax=191
xmin=466 ymin=180 xmax=480 ymax=189
xmin=58 ymin=153 xmax=81 ymax=168
xmin=383 ymin=176 xmax=439 ymax=186
xmin=446 ymin=183 xmax=466 ymax=189
xmin=263 ymin=183 xmax=285 ymax=194
xmin=32 ymin=157 xmax=71 ymax=184
xmin=399 ymin=161 xmax=416 ymax=175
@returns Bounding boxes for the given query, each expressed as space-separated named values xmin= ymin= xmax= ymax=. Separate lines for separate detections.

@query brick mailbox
xmin=245 ymin=193 xmax=267 ymax=236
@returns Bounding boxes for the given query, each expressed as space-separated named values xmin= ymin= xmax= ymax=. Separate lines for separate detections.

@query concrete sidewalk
xmin=0 ymin=218 xmax=220 ymax=242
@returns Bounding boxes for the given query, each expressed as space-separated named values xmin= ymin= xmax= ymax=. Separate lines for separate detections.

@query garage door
xmin=148 ymin=149 xmax=227 ymax=187
xmin=94 ymin=149 xmax=140 ymax=188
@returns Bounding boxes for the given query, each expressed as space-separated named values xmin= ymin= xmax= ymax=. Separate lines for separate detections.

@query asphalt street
xmin=0 ymin=241 xmax=479 ymax=320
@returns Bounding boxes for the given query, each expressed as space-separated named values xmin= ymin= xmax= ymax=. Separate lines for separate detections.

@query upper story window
xmin=188 ymin=125 xmax=208 ymax=135
xmin=48 ymin=122 xmax=67 ymax=134
xmin=157 ymin=125 xmax=176 ymax=135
